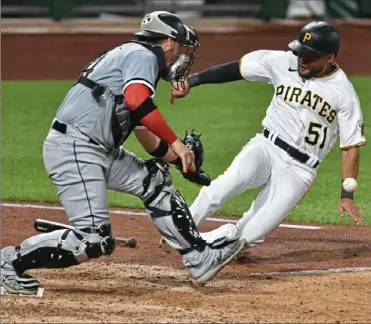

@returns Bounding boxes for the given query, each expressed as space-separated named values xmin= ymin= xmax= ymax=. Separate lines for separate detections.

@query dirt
xmin=2 ymin=21 xmax=371 ymax=323
xmin=1 ymin=204 xmax=371 ymax=323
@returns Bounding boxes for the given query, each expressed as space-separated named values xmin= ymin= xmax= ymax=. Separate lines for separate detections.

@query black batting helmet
xmin=288 ymin=21 xmax=340 ymax=58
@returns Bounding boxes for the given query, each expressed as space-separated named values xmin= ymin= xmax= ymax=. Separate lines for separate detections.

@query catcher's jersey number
xmin=305 ymin=122 xmax=328 ymax=149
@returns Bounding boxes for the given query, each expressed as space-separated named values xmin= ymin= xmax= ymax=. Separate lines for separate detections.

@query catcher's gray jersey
xmin=56 ymin=43 xmax=159 ymax=149
xmin=42 ymin=41 xmax=166 ymax=230
xmin=0 ymin=12 xmax=247 ymax=297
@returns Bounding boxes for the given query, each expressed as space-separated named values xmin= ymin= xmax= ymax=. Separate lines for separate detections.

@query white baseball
xmin=342 ymin=178 xmax=357 ymax=193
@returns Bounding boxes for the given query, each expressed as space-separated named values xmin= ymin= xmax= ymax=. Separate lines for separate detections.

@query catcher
xmin=1 ymin=11 xmax=245 ymax=296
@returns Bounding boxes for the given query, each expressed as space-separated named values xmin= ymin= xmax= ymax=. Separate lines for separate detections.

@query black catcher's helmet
xmin=288 ymin=21 xmax=340 ymax=58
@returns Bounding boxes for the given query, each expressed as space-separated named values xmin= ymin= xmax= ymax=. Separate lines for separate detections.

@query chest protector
xmin=77 ymin=41 xmax=167 ymax=149
xmin=112 ymin=41 xmax=167 ymax=148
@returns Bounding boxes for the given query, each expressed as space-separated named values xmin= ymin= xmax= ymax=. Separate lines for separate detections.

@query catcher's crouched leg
xmin=141 ymin=159 xmax=246 ymax=284
xmin=1 ymin=224 xmax=115 ymax=294
xmin=142 ymin=159 xmax=206 ymax=252
xmin=1 ymin=224 xmax=116 ymax=284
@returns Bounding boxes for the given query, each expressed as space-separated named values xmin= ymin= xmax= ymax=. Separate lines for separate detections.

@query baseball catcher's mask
xmin=135 ymin=11 xmax=199 ymax=91
xmin=165 ymin=25 xmax=199 ymax=91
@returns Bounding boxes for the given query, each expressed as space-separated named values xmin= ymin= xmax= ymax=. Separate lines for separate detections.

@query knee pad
xmin=141 ymin=159 xmax=172 ymax=202
xmin=142 ymin=160 xmax=206 ymax=253
xmin=147 ymin=186 xmax=206 ymax=253
xmin=79 ymin=224 xmax=116 ymax=259
xmin=170 ymin=191 xmax=206 ymax=252
xmin=11 ymin=224 xmax=116 ymax=274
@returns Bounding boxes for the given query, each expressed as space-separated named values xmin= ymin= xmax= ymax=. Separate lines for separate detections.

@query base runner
xmin=170 ymin=21 xmax=366 ymax=249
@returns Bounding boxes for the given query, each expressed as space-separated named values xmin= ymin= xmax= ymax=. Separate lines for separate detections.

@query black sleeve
xmin=186 ymin=61 xmax=243 ymax=88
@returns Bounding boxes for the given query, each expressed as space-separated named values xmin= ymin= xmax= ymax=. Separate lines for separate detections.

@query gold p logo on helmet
xmin=303 ymin=32 xmax=312 ymax=42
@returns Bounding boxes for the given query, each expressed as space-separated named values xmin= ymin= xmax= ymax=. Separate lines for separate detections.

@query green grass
xmin=2 ymin=78 xmax=371 ymax=225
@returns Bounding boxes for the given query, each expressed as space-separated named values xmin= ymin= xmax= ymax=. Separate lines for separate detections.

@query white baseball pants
xmin=190 ymin=133 xmax=317 ymax=245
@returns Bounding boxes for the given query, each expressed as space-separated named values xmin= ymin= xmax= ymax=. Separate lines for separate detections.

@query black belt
xmin=263 ymin=129 xmax=319 ymax=168
xmin=76 ymin=76 xmax=123 ymax=103
xmin=52 ymin=120 xmax=99 ymax=146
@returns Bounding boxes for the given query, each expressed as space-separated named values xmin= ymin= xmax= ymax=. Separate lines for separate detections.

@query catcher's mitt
xmin=172 ymin=130 xmax=211 ymax=186
xmin=181 ymin=169 xmax=211 ymax=187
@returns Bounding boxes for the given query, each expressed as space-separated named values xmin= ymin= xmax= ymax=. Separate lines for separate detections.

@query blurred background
xmin=1 ymin=1 xmax=371 ymax=224
xmin=2 ymin=0 xmax=371 ymax=21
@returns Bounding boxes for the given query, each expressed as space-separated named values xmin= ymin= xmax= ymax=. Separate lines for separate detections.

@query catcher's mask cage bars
xmin=169 ymin=25 xmax=200 ymax=92
xmin=135 ymin=12 xmax=199 ymax=92
xmin=170 ymin=46 xmax=198 ymax=92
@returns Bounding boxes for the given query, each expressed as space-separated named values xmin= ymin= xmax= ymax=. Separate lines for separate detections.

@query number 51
xmin=305 ymin=122 xmax=328 ymax=149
